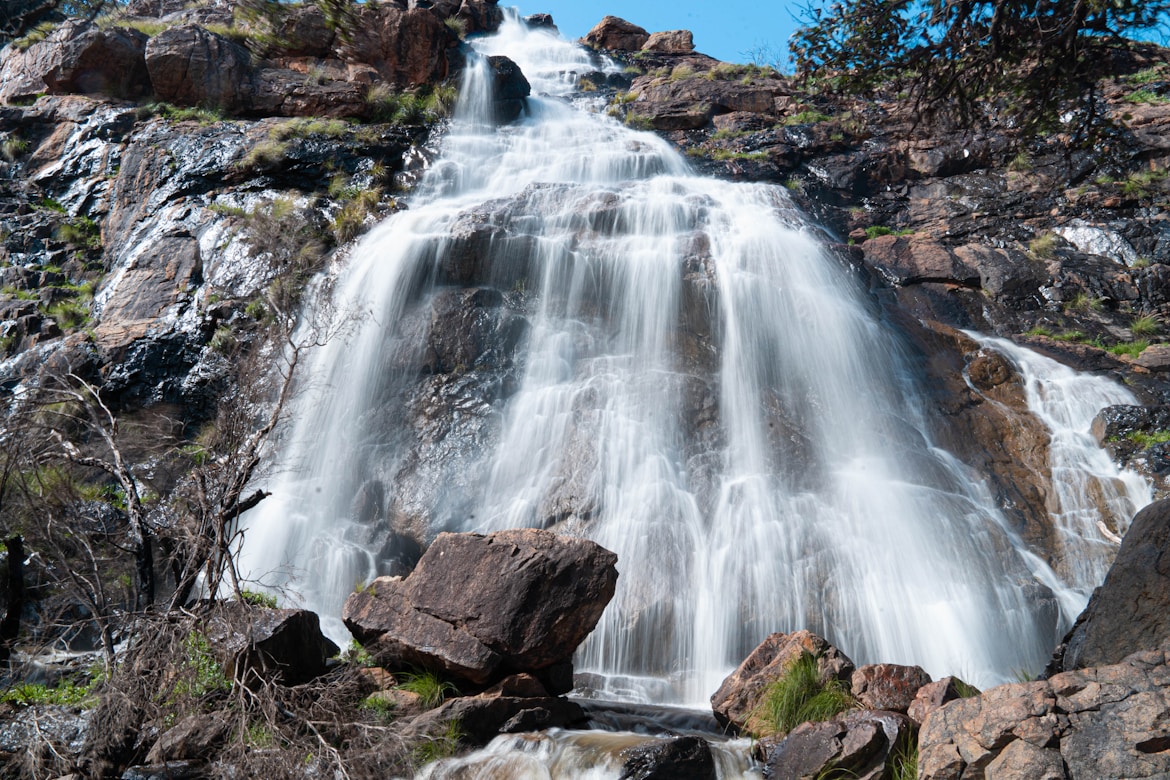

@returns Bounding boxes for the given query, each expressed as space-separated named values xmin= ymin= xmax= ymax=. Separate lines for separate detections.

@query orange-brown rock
xmin=582 ymin=16 xmax=649 ymax=51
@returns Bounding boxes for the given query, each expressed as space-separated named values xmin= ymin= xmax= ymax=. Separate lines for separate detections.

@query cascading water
xmin=238 ymin=10 xmax=1149 ymax=718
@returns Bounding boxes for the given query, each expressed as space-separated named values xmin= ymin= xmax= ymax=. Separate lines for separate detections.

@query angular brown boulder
xmin=343 ymin=529 xmax=618 ymax=689
xmin=0 ymin=19 xmax=151 ymax=104
xmin=202 ymin=603 xmax=339 ymax=685
xmin=399 ymin=693 xmax=587 ymax=746
xmin=762 ymin=710 xmax=912 ymax=780
xmin=710 ymin=630 xmax=855 ymax=735
xmin=906 ymin=675 xmax=978 ymax=726
xmin=1052 ymin=498 xmax=1170 ymax=672
xmin=583 ymin=16 xmax=649 ymax=51
xmin=144 ymin=25 xmax=253 ymax=112
xmin=341 ymin=5 xmax=453 ymax=87
xmin=850 ymin=663 xmax=932 ymax=714
xmin=919 ymin=644 xmax=1170 ymax=780
xmin=144 ymin=713 xmax=231 ymax=764
xmin=642 ymin=30 xmax=694 ymax=54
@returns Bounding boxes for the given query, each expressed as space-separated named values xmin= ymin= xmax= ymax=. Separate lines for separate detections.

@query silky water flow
xmin=238 ymin=13 xmax=1150 ymax=756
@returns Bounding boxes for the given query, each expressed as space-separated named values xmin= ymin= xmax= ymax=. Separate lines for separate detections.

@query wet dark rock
xmin=1051 ymin=498 xmax=1170 ymax=672
xmin=523 ymin=13 xmax=556 ymax=30
xmin=582 ymin=16 xmax=649 ymax=51
xmin=487 ymin=55 xmax=530 ymax=123
xmin=342 ymin=529 xmax=618 ymax=687
xmin=375 ymin=531 xmax=423 ymax=577
xmin=711 ymin=630 xmax=855 ymax=735
xmin=352 ymin=479 xmax=385 ymax=524
xmin=850 ymin=663 xmax=933 ymax=714
xmin=119 ymin=761 xmax=205 ymax=780
xmin=761 ymin=710 xmax=911 ymax=780
xmin=619 ymin=736 xmax=716 ymax=780
xmin=0 ymin=705 xmax=90 ymax=777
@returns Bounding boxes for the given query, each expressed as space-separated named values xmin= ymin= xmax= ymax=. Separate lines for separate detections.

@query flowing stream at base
xmin=238 ymin=12 xmax=1150 ymax=757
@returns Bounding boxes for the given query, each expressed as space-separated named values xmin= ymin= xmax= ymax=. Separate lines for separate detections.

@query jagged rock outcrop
xmin=918 ymin=643 xmax=1170 ymax=780
xmin=642 ymin=30 xmax=694 ymax=54
xmin=145 ymin=25 xmax=253 ymax=111
xmin=342 ymin=5 xmax=454 ymax=88
xmin=0 ymin=19 xmax=152 ymax=103
xmin=342 ymin=529 xmax=618 ymax=689
xmin=710 ymin=630 xmax=855 ymax=734
xmin=1050 ymin=498 xmax=1170 ymax=672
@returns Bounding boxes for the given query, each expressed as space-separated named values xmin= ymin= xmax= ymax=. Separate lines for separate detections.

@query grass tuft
xmin=752 ymin=652 xmax=853 ymax=737
xmin=397 ymin=670 xmax=457 ymax=709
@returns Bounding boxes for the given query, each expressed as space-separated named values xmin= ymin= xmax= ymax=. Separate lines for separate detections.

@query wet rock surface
xmin=619 ymin=735 xmax=716 ymax=780
xmin=761 ymin=709 xmax=912 ymax=780
xmin=1051 ymin=498 xmax=1170 ymax=673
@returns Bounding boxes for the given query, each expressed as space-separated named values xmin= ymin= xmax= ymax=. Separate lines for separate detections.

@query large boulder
xmin=342 ymin=529 xmax=618 ymax=689
xmin=144 ymin=25 xmax=254 ymax=112
xmin=919 ymin=644 xmax=1170 ymax=780
xmin=762 ymin=710 xmax=912 ymax=780
xmin=340 ymin=5 xmax=453 ymax=87
xmin=0 ymin=19 xmax=151 ymax=104
xmin=487 ymin=54 xmax=530 ymax=123
xmin=202 ymin=604 xmax=339 ymax=685
xmin=710 ymin=630 xmax=855 ymax=735
xmin=582 ymin=16 xmax=649 ymax=51
xmin=619 ymin=736 xmax=716 ymax=780
xmin=1052 ymin=498 xmax=1170 ymax=672
xmin=850 ymin=663 xmax=932 ymax=714
xmin=641 ymin=30 xmax=694 ymax=53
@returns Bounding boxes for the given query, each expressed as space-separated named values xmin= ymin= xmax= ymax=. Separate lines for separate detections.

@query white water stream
xmin=238 ymin=12 xmax=1149 ymax=736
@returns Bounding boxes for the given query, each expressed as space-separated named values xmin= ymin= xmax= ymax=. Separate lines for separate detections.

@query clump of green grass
xmin=269 ymin=117 xmax=350 ymax=142
xmin=1026 ymin=325 xmax=1055 ymax=338
xmin=624 ymin=114 xmax=653 ymax=130
xmin=366 ymin=85 xmax=452 ymax=125
xmin=1 ymin=135 xmax=29 ymax=162
xmin=710 ymin=149 xmax=770 ymax=162
xmin=1126 ymin=88 xmax=1169 ymax=105
xmin=143 ymin=102 xmax=225 ymax=125
xmin=887 ymin=735 xmax=918 ymax=780
xmin=1128 ymin=66 xmax=1166 ymax=85
xmin=952 ymin=678 xmax=980 ymax=698
xmin=782 ymin=110 xmax=832 ymax=126
xmin=55 ymin=216 xmax=101 ymax=250
xmin=332 ymin=187 xmax=383 ymax=243
xmin=1127 ymin=429 xmax=1170 ymax=448
xmin=209 ymin=325 xmax=238 ymax=355
xmin=864 ymin=225 xmax=914 ymax=240
xmin=751 ymin=652 xmax=853 ymax=737
xmin=1029 ymin=231 xmax=1059 ymax=259
xmin=1132 ymin=315 xmax=1160 ymax=337
xmin=1 ymin=679 xmax=95 ymax=707
xmin=397 ymin=670 xmax=457 ymax=709
xmin=1108 ymin=339 xmax=1150 ymax=358
xmin=1007 ymin=151 xmax=1031 ymax=172
xmin=1120 ymin=168 xmax=1167 ymax=199
xmin=669 ymin=64 xmax=696 ymax=82
xmin=240 ymin=589 xmax=277 ymax=608
xmin=444 ymin=16 xmax=468 ymax=38
xmin=1065 ymin=292 xmax=1103 ymax=313
xmin=45 ymin=298 xmax=92 ymax=330
xmin=410 ymin=719 xmax=462 ymax=769
xmin=237 ymin=139 xmax=288 ymax=171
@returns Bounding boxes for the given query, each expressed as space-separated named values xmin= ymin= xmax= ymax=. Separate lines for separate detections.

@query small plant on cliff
xmin=12 ymin=21 xmax=57 ymax=50
xmin=1132 ymin=315 xmax=1160 ymax=338
xmin=237 ymin=139 xmax=288 ymax=171
xmin=1 ymin=135 xmax=29 ymax=162
xmin=1126 ymin=429 xmax=1170 ymax=448
xmin=444 ymin=16 xmax=467 ymax=38
xmin=1028 ymin=231 xmax=1059 ymax=260
xmin=1126 ymin=88 xmax=1169 ymax=105
xmin=55 ymin=216 xmax=101 ymax=250
xmin=864 ymin=225 xmax=914 ymax=240
xmin=410 ymin=718 xmax=463 ymax=768
xmin=752 ymin=652 xmax=853 ymax=737
xmin=1109 ymin=339 xmax=1151 ymax=358
xmin=239 ymin=589 xmax=277 ymax=608
xmin=173 ymin=631 xmax=230 ymax=698
xmin=398 ymin=670 xmax=458 ymax=709
xmin=887 ymin=734 xmax=918 ymax=780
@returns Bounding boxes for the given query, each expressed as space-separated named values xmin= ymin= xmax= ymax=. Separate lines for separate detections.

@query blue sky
xmin=509 ymin=1 xmax=803 ymax=66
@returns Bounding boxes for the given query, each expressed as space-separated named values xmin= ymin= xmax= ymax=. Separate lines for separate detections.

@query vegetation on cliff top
xmin=792 ymin=0 xmax=1170 ymax=138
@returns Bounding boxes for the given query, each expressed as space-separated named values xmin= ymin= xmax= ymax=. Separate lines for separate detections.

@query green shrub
xmin=45 ymin=298 xmax=91 ymax=330
xmin=240 ymin=589 xmax=278 ymax=608
xmin=752 ymin=652 xmax=853 ymax=737
xmin=710 ymin=149 xmax=770 ymax=162
xmin=1 ymin=679 xmax=95 ymax=707
xmin=1127 ymin=429 xmax=1170 ymax=448
xmin=782 ymin=110 xmax=832 ymax=126
xmin=173 ymin=631 xmax=229 ymax=697
xmin=56 ymin=216 xmax=102 ymax=250
xmin=1126 ymin=88 xmax=1169 ymax=105
xmin=624 ymin=114 xmax=653 ymax=130
xmin=237 ymin=139 xmax=288 ymax=171
xmin=397 ymin=670 xmax=457 ymax=709
xmin=864 ymin=225 xmax=914 ymax=240
xmin=1110 ymin=339 xmax=1151 ymax=357
xmin=443 ymin=16 xmax=467 ymax=38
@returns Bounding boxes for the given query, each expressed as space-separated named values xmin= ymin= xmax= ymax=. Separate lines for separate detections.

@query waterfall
xmin=238 ymin=12 xmax=1149 ymax=703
